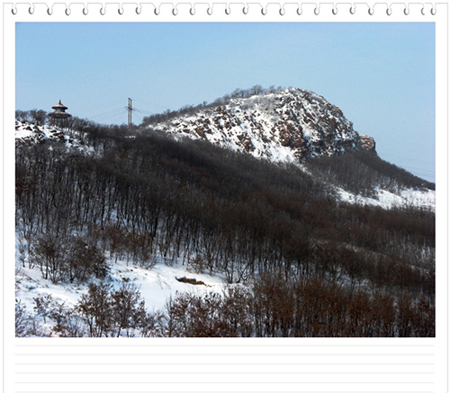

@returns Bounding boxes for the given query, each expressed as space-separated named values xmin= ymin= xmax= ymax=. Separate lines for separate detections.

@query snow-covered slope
xmin=15 ymin=253 xmax=229 ymax=336
xmin=14 ymin=90 xmax=435 ymax=337
xmin=150 ymin=88 xmax=375 ymax=163
xmin=337 ymin=187 xmax=435 ymax=211
xmin=15 ymin=120 xmax=93 ymax=153
xmin=148 ymin=88 xmax=434 ymax=211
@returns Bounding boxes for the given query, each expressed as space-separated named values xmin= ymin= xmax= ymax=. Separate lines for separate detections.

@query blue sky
xmin=16 ymin=22 xmax=435 ymax=182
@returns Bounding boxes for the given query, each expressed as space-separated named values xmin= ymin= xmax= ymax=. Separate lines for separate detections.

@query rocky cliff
xmin=150 ymin=88 xmax=375 ymax=164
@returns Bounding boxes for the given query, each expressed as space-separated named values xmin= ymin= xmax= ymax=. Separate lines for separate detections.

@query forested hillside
xmin=15 ymin=122 xmax=435 ymax=337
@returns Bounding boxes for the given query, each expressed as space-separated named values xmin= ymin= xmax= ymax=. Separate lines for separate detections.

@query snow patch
xmin=15 ymin=255 xmax=230 ymax=332
xmin=336 ymin=187 xmax=435 ymax=211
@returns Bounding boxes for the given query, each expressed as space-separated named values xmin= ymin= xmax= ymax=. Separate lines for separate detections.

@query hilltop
xmin=147 ymin=88 xmax=376 ymax=163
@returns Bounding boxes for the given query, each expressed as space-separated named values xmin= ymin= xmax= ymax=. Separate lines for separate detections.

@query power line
xmin=88 ymin=108 xmax=126 ymax=120
xmin=75 ymin=98 xmax=126 ymax=114
xmin=108 ymin=110 xmax=129 ymax=125
xmin=132 ymin=97 xmax=166 ymax=113
xmin=135 ymin=108 xmax=153 ymax=115
xmin=90 ymin=109 xmax=127 ymax=123
xmin=384 ymin=154 xmax=435 ymax=166
xmin=397 ymin=164 xmax=435 ymax=174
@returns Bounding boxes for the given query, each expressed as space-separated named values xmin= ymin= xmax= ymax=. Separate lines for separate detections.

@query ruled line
xmin=15 ymin=362 xmax=435 ymax=366
xmin=14 ymin=344 xmax=435 ymax=347
xmin=14 ymin=353 xmax=435 ymax=356
xmin=15 ymin=381 xmax=435 ymax=384
xmin=16 ymin=371 xmax=435 ymax=375
xmin=14 ymin=391 xmax=436 ymax=393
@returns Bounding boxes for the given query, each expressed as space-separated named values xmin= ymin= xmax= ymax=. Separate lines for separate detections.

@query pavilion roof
xmin=52 ymin=100 xmax=68 ymax=111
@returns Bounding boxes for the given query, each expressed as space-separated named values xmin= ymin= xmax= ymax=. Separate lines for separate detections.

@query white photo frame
xmin=2 ymin=1 xmax=448 ymax=392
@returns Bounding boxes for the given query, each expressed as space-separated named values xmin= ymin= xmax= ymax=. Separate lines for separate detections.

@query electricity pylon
xmin=126 ymin=98 xmax=134 ymax=131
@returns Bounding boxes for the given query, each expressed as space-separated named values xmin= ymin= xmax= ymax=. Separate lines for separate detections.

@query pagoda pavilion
xmin=49 ymin=100 xmax=72 ymax=127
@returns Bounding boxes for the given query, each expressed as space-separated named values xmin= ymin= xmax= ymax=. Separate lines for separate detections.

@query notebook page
xmin=2 ymin=1 xmax=448 ymax=392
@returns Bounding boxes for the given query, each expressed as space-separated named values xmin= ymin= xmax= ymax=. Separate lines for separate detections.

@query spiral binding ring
xmin=45 ymin=2 xmax=60 ymax=15
xmin=9 ymin=2 xmax=439 ymax=16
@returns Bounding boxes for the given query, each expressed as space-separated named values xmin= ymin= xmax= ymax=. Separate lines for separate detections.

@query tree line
xmin=140 ymin=85 xmax=285 ymax=126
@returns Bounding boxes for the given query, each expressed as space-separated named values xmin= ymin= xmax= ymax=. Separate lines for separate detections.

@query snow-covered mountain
xmin=146 ymin=88 xmax=434 ymax=211
xmin=14 ymin=88 xmax=433 ymax=211
xmin=150 ymin=88 xmax=376 ymax=163
xmin=14 ymin=90 xmax=436 ymax=337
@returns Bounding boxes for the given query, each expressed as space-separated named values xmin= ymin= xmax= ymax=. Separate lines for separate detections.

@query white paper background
xmin=1 ymin=1 xmax=448 ymax=392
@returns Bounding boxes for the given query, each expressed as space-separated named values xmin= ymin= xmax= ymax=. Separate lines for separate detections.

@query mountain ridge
xmin=148 ymin=88 xmax=376 ymax=163
xmin=14 ymin=88 xmax=433 ymax=211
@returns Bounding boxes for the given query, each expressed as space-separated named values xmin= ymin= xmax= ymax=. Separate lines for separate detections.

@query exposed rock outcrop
xmin=150 ymin=88 xmax=376 ymax=163
xmin=359 ymin=134 xmax=376 ymax=152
